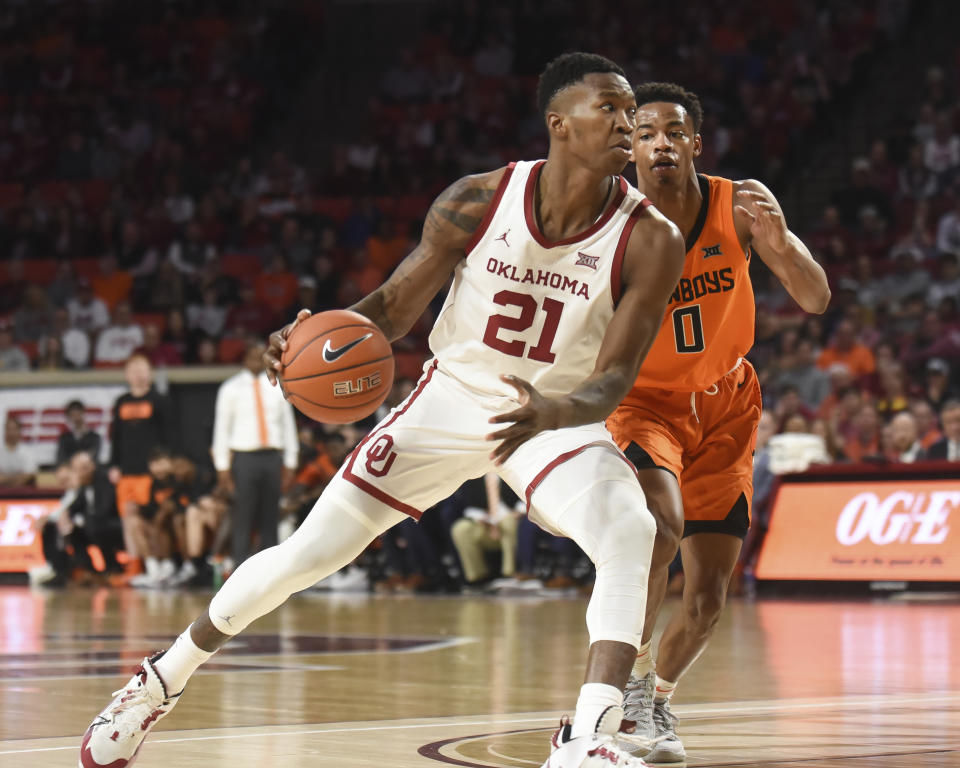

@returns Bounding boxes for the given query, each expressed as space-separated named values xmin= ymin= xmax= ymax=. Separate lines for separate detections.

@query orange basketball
xmin=279 ymin=310 xmax=394 ymax=424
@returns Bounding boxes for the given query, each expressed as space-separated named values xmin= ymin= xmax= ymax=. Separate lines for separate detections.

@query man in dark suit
xmin=926 ymin=399 xmax=960 ymax=461
xmin=40 ymin=451 xmax=123 ymax=583
xmin=56 ymin=400 xmax=103 ymax=465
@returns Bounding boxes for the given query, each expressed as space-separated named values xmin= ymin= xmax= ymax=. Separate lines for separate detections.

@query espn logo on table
xmin=756 ymin=480 xmax=960 ymax=581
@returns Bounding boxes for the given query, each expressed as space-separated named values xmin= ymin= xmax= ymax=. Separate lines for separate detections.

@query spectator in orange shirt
xmin=254 ymin=254 xmax=298 ymax=316
xmin=92 ymin=253 xmax=133 ymax=311
xmin=282 ymin=432 xmax=350 ymax=528
xmin=817 ymin=318 xmax=876 ymax=377
xmin=366 ymin=219 xmax=408 ymax=273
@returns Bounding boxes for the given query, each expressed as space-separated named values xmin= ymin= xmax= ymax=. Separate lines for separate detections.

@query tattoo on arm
xmin=424 ymin=179 xmax=496 ymax=235
xmin=431 ymin=205 xmax=482 ymax=233
xmin=351 ymin=173 xmax=501 ymax=339
xmin=450 ymin=186 xmax=496 ymax=203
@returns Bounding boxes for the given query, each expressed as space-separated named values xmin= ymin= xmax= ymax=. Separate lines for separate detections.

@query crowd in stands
xmin=6 ymin=350 xmax=594 ymax=594
xmin=1 ymin=0 xmax=959 ymax=590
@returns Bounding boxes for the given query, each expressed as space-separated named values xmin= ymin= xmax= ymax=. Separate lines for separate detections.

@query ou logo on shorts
xmin=365 ymin=434 xmax=398 ymax=477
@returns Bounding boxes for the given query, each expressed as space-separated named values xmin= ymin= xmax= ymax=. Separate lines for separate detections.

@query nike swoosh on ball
xmin=322 ymin=333 xmax=373 ymax=363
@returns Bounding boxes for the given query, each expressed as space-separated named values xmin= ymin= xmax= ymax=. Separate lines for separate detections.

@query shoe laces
xmin=623 ymin=672 xmax=655 ymax=723
xmin=651 ymin=700 xmax=679 ymax=738
xmin=109 ymin=666 xmax=166 ymax=732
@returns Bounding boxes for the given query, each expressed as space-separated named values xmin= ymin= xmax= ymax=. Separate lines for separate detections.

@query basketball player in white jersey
xmin=79 ymin=53 xmax=685 ymax=768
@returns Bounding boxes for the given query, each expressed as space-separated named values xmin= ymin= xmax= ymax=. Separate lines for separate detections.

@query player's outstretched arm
xmin=264 ymin=168 xmax=506 ymax=383
xmin=734 ymin=179 xmax=831 ymax=314
xmin=488 ymin=209 xmax=685 ymax=464
xmin=349 ymin=168 xmax=507 ymax=340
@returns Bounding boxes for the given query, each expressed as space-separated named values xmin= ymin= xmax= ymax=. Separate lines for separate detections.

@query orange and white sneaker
xmin=543 ymin=705 xmax=653 ymax=768
xmin=79 ymin=653 xmax=181 ymax=768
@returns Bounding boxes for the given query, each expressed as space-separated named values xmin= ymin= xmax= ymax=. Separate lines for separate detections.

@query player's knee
xmin=684 ymin=580 xmax=727 ymax=635
xmin=596 ymin=505 xmax=656 ymax=571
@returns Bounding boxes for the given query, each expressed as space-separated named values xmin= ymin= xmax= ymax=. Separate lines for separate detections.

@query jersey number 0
xmin=672 ymin=305 xmax=705 ymax=354
xmin=483 ymin=290 xmax=565 ymax=363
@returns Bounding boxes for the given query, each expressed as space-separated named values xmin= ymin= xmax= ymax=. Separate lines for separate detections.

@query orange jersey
xmin=625 ymin=174 xmax=755 ymax=396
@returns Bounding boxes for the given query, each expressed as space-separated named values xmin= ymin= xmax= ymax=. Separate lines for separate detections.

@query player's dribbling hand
xmin=264 ymin=308 xmax=312 ymax=385
xmin=486 ymin=375 xmax=560 ymax=465
xmin=734 ymin=189 xmax=788 ymax=254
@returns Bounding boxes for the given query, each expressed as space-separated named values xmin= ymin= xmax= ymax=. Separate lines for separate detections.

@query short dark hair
xmin=634 ymin=82 xmax=704 ymax=132
xmin=148 ymin=446 xmax=172 ymax=462
xmin=536 ymin=52 xmax=626 ymax=118
xmin=66 ymin=400 xmax=85 ymax=413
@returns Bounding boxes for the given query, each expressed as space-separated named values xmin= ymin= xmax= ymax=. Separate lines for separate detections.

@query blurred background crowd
xmin=1 ymin=0 xmax=958 ymax=593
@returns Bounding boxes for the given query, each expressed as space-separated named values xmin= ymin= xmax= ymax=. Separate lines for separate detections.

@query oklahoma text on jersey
xmin=429 ymin=160 xmax=651 ymax=401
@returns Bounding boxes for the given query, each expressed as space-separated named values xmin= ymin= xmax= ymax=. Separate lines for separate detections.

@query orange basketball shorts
xmin=115 ymin=474 xmax=152 ymax=518
xmin=607 ymin=360 xmax=762 ymax=534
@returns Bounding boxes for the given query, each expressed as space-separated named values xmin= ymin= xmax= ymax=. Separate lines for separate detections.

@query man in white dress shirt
xmin=212 ymin=338 xmax=299 ymax=566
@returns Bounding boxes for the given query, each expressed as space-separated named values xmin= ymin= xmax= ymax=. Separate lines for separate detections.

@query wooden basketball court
xmin=2 ymin=585 xmax=958 ymax=767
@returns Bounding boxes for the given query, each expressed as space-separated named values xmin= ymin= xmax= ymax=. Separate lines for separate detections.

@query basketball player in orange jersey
xmin=609 ymin=83 xmax=831 ymax=763
xmin=80 ymin=54 xmax=686 ymax=768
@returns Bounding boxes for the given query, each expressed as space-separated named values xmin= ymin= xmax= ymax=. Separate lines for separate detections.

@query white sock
xmin=571 ymin=682 xmax=623 ymax=738
xmin=154 ymin=624 xmax=215 ymax=694
xmin=144 ymin=557 xmax=160 ymax=577
xmin=654 ymin=675 xmax=677 ymax=702
xmin=632 ymin=640 xmax=654 ymax=678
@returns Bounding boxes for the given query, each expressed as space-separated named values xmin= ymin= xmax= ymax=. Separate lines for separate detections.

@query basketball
xmin=279 ymin=310 xmax=394 ymax=424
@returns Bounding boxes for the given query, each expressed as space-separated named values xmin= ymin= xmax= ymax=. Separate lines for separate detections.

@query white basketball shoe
xmin=543 ymin=705 xmax=653 ymax=768
xmin=644 ymin=700 xmax=685 ymax=764
xmin=617 ymin=672 xmax=655 ymax=753
xmin=79 ymin=653 xmax=181 ymax=767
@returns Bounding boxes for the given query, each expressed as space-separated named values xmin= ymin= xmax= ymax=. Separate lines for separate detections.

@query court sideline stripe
xmin=3 ymin=693 xmax=959 ymax=756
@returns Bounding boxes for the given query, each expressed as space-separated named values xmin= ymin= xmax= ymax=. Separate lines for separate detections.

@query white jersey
xmin=429 ymin=160 xmax=650 ymax=401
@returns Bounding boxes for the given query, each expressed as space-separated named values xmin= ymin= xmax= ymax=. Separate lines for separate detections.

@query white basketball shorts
xmin=326 ymin=360 xmax=638 ymax=530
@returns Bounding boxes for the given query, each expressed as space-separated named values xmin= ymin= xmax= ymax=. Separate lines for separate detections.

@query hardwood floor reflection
xmin=1 ymin=586 xmax=958 ymax=767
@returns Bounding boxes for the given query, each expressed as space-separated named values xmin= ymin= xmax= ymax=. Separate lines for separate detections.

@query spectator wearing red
xmin=226 ymin=282 xmax=276 ymax=339
xmin=843 ymin=403 xmax=883 ymax=462
xmin=141 ymin=324 xmax=183 ymax=367
xmin=0 ymin=260 xmax=28 ymax=315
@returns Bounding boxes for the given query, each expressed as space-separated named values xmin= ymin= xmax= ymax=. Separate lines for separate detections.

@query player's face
xmin=552 ymin=72 xmax=636 ymax=174
xmin=633 ymin=102 xmax=701 ymax=186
